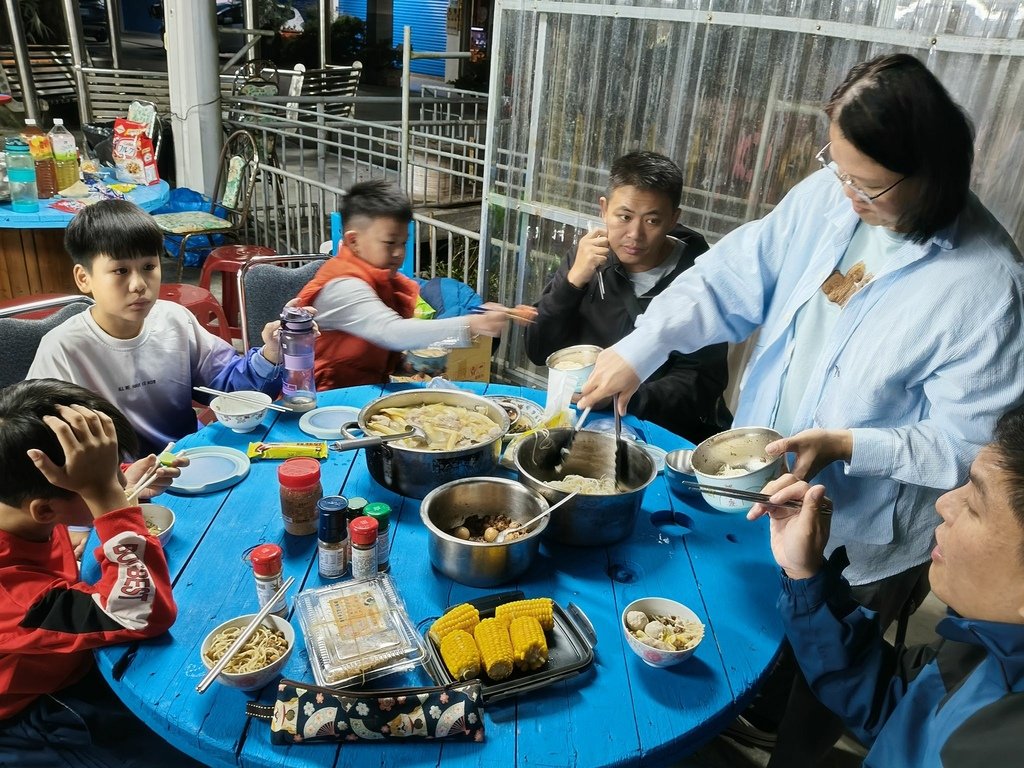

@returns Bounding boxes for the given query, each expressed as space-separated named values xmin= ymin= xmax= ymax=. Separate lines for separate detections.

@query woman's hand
xmin=577 ymin=348 xmax=640 ymax=415
xmin=746 ymin=474 xmax=831 ymax=580
xmin=766 ymin=428 xmax=853 ymax=480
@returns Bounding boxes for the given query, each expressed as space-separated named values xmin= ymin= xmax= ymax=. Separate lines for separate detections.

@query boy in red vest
xmin=296 ymin=180 xmax=514 ymax=389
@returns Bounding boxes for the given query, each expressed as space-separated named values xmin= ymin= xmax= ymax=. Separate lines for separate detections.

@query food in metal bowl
xmin=365 ymin=402 xmax=503 ymax=451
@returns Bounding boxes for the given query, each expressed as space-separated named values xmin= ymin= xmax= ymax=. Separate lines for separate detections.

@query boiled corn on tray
xmin=422 ymin=591 xmax=596 ymax=703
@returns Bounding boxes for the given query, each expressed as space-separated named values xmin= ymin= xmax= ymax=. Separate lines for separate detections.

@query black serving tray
xmin=422 ymin=591 xmax=597 ymax=703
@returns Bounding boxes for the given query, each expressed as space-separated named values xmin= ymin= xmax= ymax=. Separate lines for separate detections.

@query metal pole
xmin=105 ymin=0 xmax=123 ymax=69
xmin=319 ymin=0 xmax=331 ymax=68
xmin=60 ymin=0 xmax=93 ymax=126
xmin=2 ymin=0 xmax=39 ymax=122
xmin=243 ymin=0 xmax=257 ymax=62
xmin=400 ymin=25 xmax=411 ymax=190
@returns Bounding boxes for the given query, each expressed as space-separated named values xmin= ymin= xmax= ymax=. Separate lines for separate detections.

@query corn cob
xmin=428 ymin=603 xmax=480 ymax=645
xmin=439 ymin=629 xmax=481 ymax=681
xmin=494 ymin=597 xmax=554 ymax=631
xmin=474 ymin=617 xmax=514 ymax=680
xmin=509 ymin=615 xmax=548 ymax=671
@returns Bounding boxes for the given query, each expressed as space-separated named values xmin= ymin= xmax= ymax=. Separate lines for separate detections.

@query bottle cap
xmin=280 ymin=306 xmax=314 ymax=332
xmin=52 ymin=118 xmax=63 ymax=126
xmin=24 ymin=118 xmax=36 ymax=126
xmin=364 ymin=502 xmax=391 ymax=527
xmin=318 ymin=496 xmax=348 ymax=542
xmin=250 ymin=543 xmax=283 ymax=576
xmin=346 ymin=497 xmax=368 ymax=519
xmin=277 ymin=457 xmax=321 ymax=488
xmin=349 ymin=515 xmax=379 ymax=546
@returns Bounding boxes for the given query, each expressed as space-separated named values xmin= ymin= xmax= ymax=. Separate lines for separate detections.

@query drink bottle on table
xmin=22 ymin=119 xmax=57 ymax=199
xmin=4 ymin=138 xmax=39 ymax=213
xmin=48 ymin=118 xmax=79 ymax=192
xmin=279 ymin=306 xmax=318 ymax=412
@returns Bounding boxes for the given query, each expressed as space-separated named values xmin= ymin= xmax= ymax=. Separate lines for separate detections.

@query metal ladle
xmin=495 ymin=490 xmax=579 ymax=543
xmin=329 ymin=424 xmax=427 ymax=452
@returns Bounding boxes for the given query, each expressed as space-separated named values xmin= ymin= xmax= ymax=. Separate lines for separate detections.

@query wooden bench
xmin=298 ymin=62 xmax=363 ymax=118
xmin=80 ymin=67 xmax=173 ymax=121
xmin=0 ymin=45 xmax=79 ymax=113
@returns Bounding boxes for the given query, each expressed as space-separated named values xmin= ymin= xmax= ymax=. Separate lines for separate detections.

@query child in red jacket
xmin=0 ymin=379 xmax=199 ymax=767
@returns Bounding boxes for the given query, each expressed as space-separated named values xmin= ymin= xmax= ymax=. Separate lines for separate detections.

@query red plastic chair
xmin=159 ymin=284 xmax=232 ymax=344
xmin=199 ymin=245 xmax=276 ymax=339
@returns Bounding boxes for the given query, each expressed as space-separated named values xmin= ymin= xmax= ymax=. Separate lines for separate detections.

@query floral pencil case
xmin=246 ymin=678 xmax=485 ymax=743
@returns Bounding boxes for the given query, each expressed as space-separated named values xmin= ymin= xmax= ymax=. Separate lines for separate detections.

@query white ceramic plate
xmin=167 ymin=446 xmax=250 ymax=495
xmin=298 ymin=406 xmax=362 ymax=439
xmin=486 ymin=395 xmax=545 ymax=434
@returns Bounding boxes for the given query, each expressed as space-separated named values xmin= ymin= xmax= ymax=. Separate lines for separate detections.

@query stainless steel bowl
xmin=545 ymin=344 xmax=602 ymax=393
xmin=514 ymin=428 xmax=656 ymax=546
xmin=420 ymin=477 xmax=549 ymax=587
xmin=356 ymin=389 xmax=510 ymax=499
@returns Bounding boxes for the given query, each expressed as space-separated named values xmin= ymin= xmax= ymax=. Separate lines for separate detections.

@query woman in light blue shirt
xmin=580 ymin=53 xmax=1024 ymax=763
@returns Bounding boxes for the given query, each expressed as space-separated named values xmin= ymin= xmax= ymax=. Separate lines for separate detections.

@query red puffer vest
xmin=296 ymin=246 xmax=419 ymax=389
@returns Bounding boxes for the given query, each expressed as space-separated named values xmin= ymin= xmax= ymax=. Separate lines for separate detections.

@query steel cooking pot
xmin=514 ymin=428 xmax=656 ymax=546
xmin=344 ymin=389 xmax=509 ymax=499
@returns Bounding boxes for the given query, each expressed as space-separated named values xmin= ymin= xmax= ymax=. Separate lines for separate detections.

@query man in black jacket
xmin=525 ymin=151 xmax=730 ymax=443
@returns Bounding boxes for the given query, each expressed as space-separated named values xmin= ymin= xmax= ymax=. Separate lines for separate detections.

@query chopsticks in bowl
xmin=196 ymin=576 xmax=295 ymax=694
xmin=193 ymin=386 xmax=292 ymax=413
xmin=680 ymin=481 xmax=833 ymax=516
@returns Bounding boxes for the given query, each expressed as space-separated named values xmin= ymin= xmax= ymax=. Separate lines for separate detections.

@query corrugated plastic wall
xmin=338 ymin=0 xmax=447 ymax=77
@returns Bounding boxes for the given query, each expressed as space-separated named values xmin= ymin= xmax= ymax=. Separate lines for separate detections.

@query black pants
xmin=0 ymin=665 xmax=205 ymax=768
xmin=758 ymin=561 xmax=932 ymax=768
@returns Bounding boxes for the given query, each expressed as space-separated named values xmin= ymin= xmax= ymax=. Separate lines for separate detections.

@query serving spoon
xmin=495 ymin=491 xmax=579 ymax=543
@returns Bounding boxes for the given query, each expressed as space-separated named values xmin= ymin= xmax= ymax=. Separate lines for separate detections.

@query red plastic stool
xmin=200 ymin=245 xmax=276 ymax=339
xmin=160 ymin=284 xmax=233 ymax=344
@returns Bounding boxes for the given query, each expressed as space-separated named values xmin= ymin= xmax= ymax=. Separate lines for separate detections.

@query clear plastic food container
xmin=294 ymin=573 xmax=426 ymax=688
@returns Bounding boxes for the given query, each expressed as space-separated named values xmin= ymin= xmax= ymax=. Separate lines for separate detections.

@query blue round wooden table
xmin=82 ymin=383 xmax=784 ymax=767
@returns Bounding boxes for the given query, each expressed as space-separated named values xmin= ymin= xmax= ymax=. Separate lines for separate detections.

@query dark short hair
xmin=992 ymin=405 xmax=1024 ymax=562
xmin=608 ymin=152 xmax=683 ymax=210
xmin=825 ymin=53 xmax=974 ymax=243
xmin=0 ymin=379 xmax=138 ymax=506
xmin=64 ymin=199 xmax=165 ymax=268
xmin=340 ymin=179 xmax=413 ymax=226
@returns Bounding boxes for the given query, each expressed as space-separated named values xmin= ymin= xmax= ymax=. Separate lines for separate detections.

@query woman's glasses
xmin=815 ymin=142 xmax=905 ymax=205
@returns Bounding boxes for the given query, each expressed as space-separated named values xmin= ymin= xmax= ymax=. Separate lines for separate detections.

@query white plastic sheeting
xmin=483 ymin=1 xmax=1024 ymax=383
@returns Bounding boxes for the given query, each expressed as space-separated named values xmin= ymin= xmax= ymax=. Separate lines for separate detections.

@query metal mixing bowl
xmin=514 ymin=428 xmax=656 ymax=546
xmin=420 ymin=477 xmax=550 ymax=587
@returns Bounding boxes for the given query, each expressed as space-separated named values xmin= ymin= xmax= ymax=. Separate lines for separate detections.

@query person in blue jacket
xmin=747 ymin=404 xmax=1024 ymax=767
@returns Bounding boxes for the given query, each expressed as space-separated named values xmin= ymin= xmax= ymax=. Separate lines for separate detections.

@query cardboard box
xmin=445 ymin=336 xmax=492 ymax=382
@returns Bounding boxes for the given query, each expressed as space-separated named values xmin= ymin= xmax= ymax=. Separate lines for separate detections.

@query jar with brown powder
xmin=277 ymin=458 xmax=322 ymax=535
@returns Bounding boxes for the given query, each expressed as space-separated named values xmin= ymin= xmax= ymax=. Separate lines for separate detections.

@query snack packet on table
xmin=112 ymin=117 xmax=159 ymax=186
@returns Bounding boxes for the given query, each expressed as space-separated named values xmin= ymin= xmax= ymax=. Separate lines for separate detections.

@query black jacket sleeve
xmin=525 ymin=259 xmax=588 ymax=365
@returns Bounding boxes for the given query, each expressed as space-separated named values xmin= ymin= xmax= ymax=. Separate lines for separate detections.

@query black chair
xmin=0 ymin=295 xmax=94 ymax=387
xmin=237 ymin=254 xmax=329 ymax=351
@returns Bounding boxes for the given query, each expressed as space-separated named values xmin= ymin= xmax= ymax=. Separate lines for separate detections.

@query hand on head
xmin=27 ymin=404 xmax=128 ymax=512
xmin=567 ymin=228 xmax=610 ymax=289
xmin=576 ymin=348 xmax=640 ymax=415
xmin=746 ymin=474 xmax=831 ymax=580
xmin=765 ymin=428 xmax=853 ymax=480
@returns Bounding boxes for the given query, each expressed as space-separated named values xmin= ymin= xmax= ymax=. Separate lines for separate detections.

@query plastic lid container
xmin=278 ymin=457 xmax=321 ymax=488
xmin=293 ymin=573 xmax=427 ymax=688
xmin=346 ymin=497 xmax=368 ymax=519
xmin=349 ymin=515 xmax=378 ymax=546
xmin=250 ymin=543 xmax=283 ymax=576
xmin=5 ymin=138 xmax=28 ymax=153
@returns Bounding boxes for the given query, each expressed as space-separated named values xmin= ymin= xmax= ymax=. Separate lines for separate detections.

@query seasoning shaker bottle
xmin=364 ymin=502 xmax=392 ymax=572
xmin=277 ymin=458 xmax=322 ymax=536
xmin=349 ymin=516 xmax=379 ymax=580
xmin=278 ymin=306 xmax=317 ymax=412
xmin=317 ymin=495 xmax=348 ymax=579
xmin=5 ymin=138 xmax=39 ymax=213
xmin=344 ymin=497 xmax=368 ymax=567
xmin=250 ymin=544 xmax=288 ymax=616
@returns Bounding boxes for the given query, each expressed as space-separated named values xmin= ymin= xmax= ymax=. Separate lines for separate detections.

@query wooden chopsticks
xmin=193 ymin=386 xmax=291 ymax=413
xmin=468 ymin=306 xmax=536 ymax=323
xmin=681 ymin=481 xmax=834 ymax=515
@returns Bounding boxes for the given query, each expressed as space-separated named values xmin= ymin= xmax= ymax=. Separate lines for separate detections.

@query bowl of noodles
xmin=545 ymin=344 xmax=602 ymax=394
xmin=140 ymin=503 xmax=174 ymax=546
xmin=200 ymin=614 xmax=295 ymax=690
xmin=514 ymin=428 xmax=656 ymax=546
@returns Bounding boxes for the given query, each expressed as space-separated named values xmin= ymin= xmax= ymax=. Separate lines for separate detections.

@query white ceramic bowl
xmin=545 ymin=344 xmax=602 ymax=394
xmin=140 ymin=503 xmax=175 ymax=546
xmin=200 ymin=613 xmax=295 ymax=690
xmin=210 ymin=391 xmax=272 ymax=433
xmin=681 ymin=427 xmax=785 ymax=512
xmin=622 ymin=597 xmax=704 ymax=667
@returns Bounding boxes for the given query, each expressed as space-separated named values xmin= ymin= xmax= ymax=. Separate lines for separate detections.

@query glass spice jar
xmin=349 ymin=516 xmax=379 ymax=580
xmin=277 ymin=458 xmax=322 ymax=536
xmin=249 ymin=543 xmax=288 ymax=617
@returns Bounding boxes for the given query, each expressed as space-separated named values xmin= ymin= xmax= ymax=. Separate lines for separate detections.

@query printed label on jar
xmin=255 ymin=577 xmax=288 ymax=615
xmin=283 ymin=352 xmax=314 ymax=370
xmin=350 ymin=546 xmax=377 ymax=580
xmin=318 ymin=545 xmax=347 ymax=579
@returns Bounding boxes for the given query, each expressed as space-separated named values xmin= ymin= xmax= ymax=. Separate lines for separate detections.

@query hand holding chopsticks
xmin=196 ymin=576 xmax=294 ymax=694
xmin=468 ymin=304 xmax=537 ymax=324
xmin=681 ymin=481 xmax=833 ymax=516
xmin=193 ymin=386 xmax=292 ymax=413
xmin=125 ymin=442 xmax=178 ymax=504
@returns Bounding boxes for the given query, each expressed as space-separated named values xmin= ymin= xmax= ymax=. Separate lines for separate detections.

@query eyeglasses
xmin=815 ymin=142 xmax=905 ymax=205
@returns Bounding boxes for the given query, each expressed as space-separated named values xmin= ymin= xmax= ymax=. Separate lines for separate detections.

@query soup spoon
xmin=495 ymin=491 xmax=579 ymax=543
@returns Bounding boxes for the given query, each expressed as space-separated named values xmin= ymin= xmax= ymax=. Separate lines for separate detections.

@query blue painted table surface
xmin=0 ymin=179 xmax=169 ymax=227
xmin=82 ymin=383 xmax=784 ymax=767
